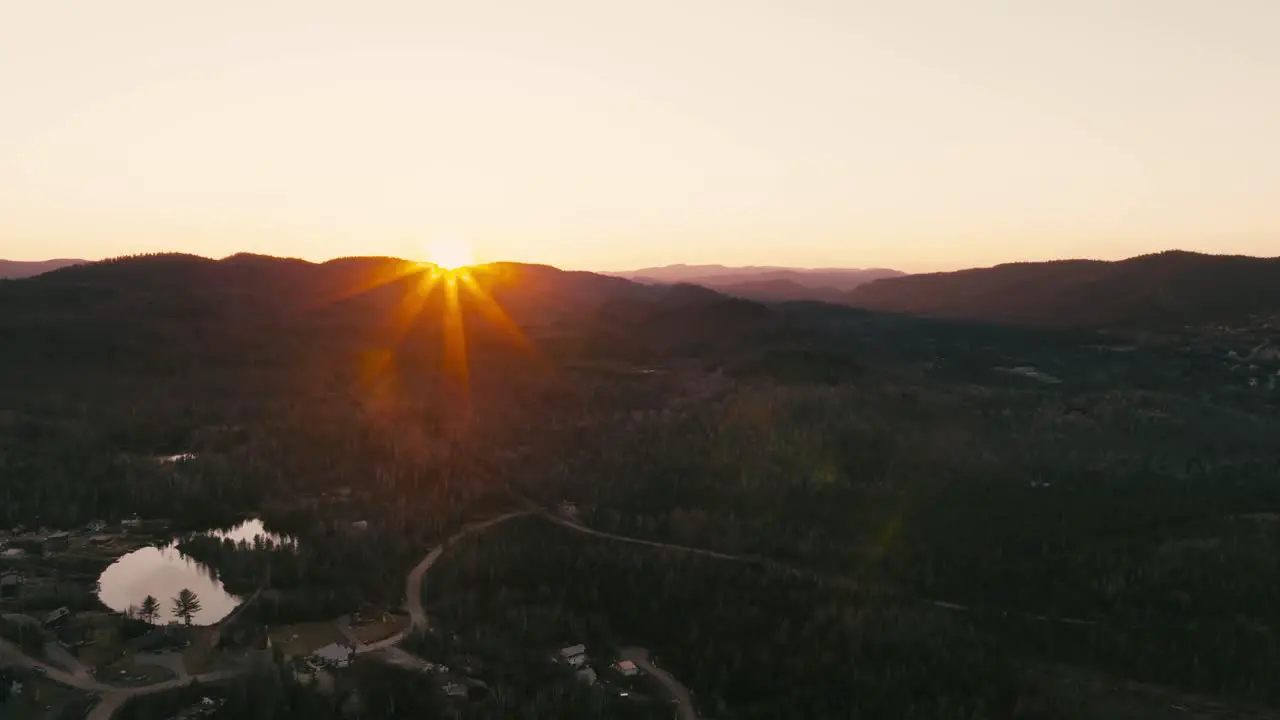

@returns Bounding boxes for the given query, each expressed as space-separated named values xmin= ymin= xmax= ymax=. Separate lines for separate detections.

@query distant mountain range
xmin=610 ymin=265 xmax=906 ymax=303
xmin=9 ymin=250 xmax=1280 ymax=331
xmin=0 ymin=254 xmax=780 ymax=376
xmin=846 ymin=251 xmax=1280 ymax=329
xmin=0 ymin=259 xmax=87 ymax=279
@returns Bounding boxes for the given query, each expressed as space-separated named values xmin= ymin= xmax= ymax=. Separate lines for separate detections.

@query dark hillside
xmin=847 ymin=251 xmax=1280 ymax=329
xmin=0 ymin=258 xmax=87 ymax=278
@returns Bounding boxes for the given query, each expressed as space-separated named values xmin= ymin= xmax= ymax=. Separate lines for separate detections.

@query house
xmin=0 ymin=571 xmax=22 ymax=599
xmin=558 ymin=644 xmax=587 ymax=667
xmin=575 ymin=667 xmax=598 ymax=685
xmin=43 ymin=532 xmax=71 ymax=553
xmin=44 ymin=606 xmax=72 ymax=627
xmin=615 ymin=659 xmax=640 ymax=677
xmin=310 ymin=643 xmax=354 ymax=669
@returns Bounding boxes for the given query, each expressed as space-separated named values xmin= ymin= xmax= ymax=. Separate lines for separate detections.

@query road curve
xmin=403 ymin=511 xmax=531 ymax=631
xmin=620 ymin=647 xmax=698 ymax=720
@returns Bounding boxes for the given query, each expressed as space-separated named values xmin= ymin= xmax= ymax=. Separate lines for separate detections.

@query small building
xmin=310 ymin=643 xmax=354 ymax=669
xmin=44 ymin=532 xmax=71 ymax=553
xmin=44 ymin=606 xmax=72 ymax=627
xmin=0 ymin=571 xmax=22 ymax=599
xmin=558 ymin=644 xmax=587 ymax=668
xmin=615 ymin=659 xmax=640 ymax=677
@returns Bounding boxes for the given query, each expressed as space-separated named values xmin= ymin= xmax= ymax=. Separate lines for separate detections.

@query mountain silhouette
xmin=612 ymin=264 xmax=905 ymax=302
xmin=0 ymin=254 xmax=774 ymax=377
xmin=846 ymin=251 xmax=1280 ymax=328
xmin=0 ymin=258 xmax=87 ymax=279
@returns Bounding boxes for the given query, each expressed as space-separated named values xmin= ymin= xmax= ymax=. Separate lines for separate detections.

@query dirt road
xmin=2 ymin=636 xmax=244 ymax=720
xmin=403 ymin=511 xmax=530 ymax=631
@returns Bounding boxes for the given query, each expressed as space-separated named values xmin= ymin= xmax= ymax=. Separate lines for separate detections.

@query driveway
xmin=621 ymin=647 xmax=698 ymax=720
xmin=43 ymin=640 xmax=94 ymax=680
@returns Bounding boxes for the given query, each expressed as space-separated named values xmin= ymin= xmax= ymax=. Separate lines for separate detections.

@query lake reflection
xmin=96 ymin=519 xmax=292 ymax=626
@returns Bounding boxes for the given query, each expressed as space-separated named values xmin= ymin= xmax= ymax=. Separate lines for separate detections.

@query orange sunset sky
xmin=2 ymin=1 xmax=1278 ymax=272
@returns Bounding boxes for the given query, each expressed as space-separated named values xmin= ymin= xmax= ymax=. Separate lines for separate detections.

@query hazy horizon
xmin=3 ymin=1 xmax=1278 ymax=272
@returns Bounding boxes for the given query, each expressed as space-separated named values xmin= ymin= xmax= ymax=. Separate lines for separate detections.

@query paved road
xmin=620 ymin=647 xmax=698 ymax=720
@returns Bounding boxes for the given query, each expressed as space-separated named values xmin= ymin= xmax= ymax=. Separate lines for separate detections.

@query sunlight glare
xmin=425 ymin=236 xmax=476 ymax=270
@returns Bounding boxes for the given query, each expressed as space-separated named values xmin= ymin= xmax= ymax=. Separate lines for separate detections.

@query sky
xmin=2 ymin=1 xmax=1278 ymax=273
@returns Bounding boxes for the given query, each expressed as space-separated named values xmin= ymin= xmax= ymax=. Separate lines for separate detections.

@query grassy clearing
xmin=349 ymin=614 xmax=408 ymax=645
xmin=268 ymin=621 xmax=344 ymax=658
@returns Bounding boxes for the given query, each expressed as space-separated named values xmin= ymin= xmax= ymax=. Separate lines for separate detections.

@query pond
xmin=96 ymin=519 xmax=294 ymax=626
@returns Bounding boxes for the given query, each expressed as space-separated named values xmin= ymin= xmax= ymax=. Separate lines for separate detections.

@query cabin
xmin=615 ymin=659 xmax=640 ymax=677
xmin=557 ymin=644 xmax=587 ymax=668
xmin=44 ymin=606 xmax=72 ymax=627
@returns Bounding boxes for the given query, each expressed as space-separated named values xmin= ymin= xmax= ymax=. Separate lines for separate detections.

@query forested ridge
xmin=3 ymin=253 xmax=1279 ymax=718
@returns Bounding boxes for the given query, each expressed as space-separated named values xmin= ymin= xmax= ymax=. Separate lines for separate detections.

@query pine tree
xmin=139 ymin=595 xmax=161 ymax=625
xmin=172 ymin=588 xmax=203 ymax=626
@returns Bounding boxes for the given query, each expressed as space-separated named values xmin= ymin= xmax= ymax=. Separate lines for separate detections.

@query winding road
xmin=6 ymin=507 xmax=704 ymax=719
xmin=403 ymin=511 xmax=532 ymax=631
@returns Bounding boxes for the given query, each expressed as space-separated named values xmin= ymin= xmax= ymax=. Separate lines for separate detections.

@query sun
xmin=425 ymin=236 xmax=476 ymax=270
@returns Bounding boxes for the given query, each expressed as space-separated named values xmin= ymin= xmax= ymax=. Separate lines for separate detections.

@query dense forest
xmin=426 ymin=517 xmax=1023 ymax=719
